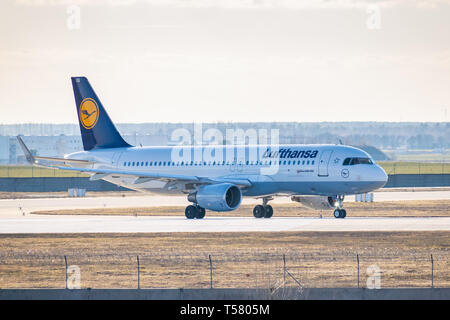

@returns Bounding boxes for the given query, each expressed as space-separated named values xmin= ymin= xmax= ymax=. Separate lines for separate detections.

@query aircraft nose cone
xmin=377 ymin=165 xmax=388 ymax=188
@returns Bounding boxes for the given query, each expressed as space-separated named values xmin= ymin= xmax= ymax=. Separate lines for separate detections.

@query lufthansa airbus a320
xmin=18 ymin=77 xmax=388 ymax=219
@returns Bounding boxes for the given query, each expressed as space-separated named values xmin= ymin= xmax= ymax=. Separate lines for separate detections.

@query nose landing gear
xmin=333 ymin=195 xmax=346 ymax=219
xmin=333 ymin=208 xmax=347 ymax=219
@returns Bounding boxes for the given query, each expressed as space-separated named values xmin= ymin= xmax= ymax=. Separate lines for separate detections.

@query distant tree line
xmin=1 ymin=122 xmax=449 ymax=150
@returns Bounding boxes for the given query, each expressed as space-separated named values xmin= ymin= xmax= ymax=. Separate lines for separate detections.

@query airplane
xmin=17 ymin=77 xmax=388 ymax=219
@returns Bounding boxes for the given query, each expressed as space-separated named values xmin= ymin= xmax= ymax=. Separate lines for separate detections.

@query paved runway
xmin=0 ymin=190 xmax=448 ymax=233
xmin=1 ymin=190 xmax=449 ymax=218
xmin=0 ymin=215 xmax=449 ymax=233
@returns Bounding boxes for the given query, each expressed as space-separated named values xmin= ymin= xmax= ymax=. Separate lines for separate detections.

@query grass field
xmin=392 ymin=153 xmax=450 ymax=162
xmin=0 ymin=232 xmax=448 ymax=289
xmin=30 ymin=200 xmax=450 ymax=218
xmin=0 ymin=165 xmax=89 ymax=178
xmin=378 ymin=161 xmax=450 ymax=175
xmin=0 ymin=162 xmax=449 ymax=178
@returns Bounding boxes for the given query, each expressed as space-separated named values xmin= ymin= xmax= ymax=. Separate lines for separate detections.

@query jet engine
xmin=188 ymin=183 xmax=242 ymax=212
xmin=291 ymin=195 xmax=337 ymax=210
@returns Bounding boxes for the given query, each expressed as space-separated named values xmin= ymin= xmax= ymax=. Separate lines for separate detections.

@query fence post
xmin=357 ymin=254 xmax=360 ymax=288
xmin=209 ymin=254 xmax=213 ymax=289
xmin=137 ymin=255 xmax=140 ymax=289
xmin=283 ymin=254 xmax=286 ymax=288
xmin=64 ymin=255 xmax=68 ymax=289
xmin=431 ymin=254 xmax=434 ymax=289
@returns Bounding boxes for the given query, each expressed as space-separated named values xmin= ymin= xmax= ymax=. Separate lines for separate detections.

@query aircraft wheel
xmin=196 ymin=206 xmax=206 ymax=219
xmin=185 ymin=205 xmax=198 ymax=219
xmin=334 ymin=209 xmax=342 ymax=219
xmin=263 ymin=205 xmax=273 ymax=218
xmin=253 ymin=205 xmax=265 ymax=218
xmin=333 ymin=209 xmax=346 ymax=219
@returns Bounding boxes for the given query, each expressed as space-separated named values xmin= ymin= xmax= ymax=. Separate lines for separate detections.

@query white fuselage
xmin=66 ymin=144 xmax=388 ymax=198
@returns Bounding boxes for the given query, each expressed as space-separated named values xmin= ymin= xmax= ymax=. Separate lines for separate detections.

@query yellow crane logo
xmin=79 ymin=98 xmax=99 ymax=129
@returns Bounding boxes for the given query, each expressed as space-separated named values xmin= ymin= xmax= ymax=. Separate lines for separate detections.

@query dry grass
xmin=30 ymin=200 xmax=450 ymax=218
xmin=0 ymin=232 xmax=448 ymax=289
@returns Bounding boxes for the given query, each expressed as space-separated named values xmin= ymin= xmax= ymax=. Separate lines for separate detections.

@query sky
xmin=0 ymin=0 xmax=450 ymax=124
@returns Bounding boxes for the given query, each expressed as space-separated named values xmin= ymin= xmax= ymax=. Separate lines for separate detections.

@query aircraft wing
xmin=51 ymin=165 xmax=252 ymax=187
xmin=17 ymin=135 xmax=252 ymax=187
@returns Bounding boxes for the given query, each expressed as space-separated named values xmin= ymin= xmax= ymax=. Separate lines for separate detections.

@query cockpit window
xmin=343 ymin=157 xmax=373 ymax=165
xmin=357 ymin=158 xmax=373 ymax=165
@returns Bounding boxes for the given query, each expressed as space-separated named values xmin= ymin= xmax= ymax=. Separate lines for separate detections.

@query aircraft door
xmin=229 ymin=157 xmax=236 ymax=172
xmin=318 ymin=150 xmax=333 ymax=177
xmin=236 ymin=154 xmax=245 ymax=172
xmin=111 ymin=152 xmax=123 ymax=168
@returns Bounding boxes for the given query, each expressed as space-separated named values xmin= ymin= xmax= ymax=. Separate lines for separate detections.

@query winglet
xmin=16 ymin=136 xmax=36 ymax=164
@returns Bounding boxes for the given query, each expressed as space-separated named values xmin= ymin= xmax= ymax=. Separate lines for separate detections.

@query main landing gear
xmin=333 ymin=195 xmax=346 ymax=219
xmin=185 ymin=204 xmax=206 ymax=219
xmin=253 ymin=197 xmax=274 ymax=219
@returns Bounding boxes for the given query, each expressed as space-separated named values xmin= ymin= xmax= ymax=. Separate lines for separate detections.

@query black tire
xmin=333 ymin=209 xmax=342 ymax=219
xmin=264 ymin=205 xmax=273 ymax=218
xmin=196 ymin=207 xmax=206 ymax=219
xmin=185 ymin=205 xmax=197 ymax=219
xmin=340 ymin=209 xmax=347 ymax=218
xmin=253 ymin=205 xmax=265 ymax=218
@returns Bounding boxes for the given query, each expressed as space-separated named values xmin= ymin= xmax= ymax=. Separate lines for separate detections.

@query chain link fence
xmin=0 ymin=251 xmax=448 ymax=289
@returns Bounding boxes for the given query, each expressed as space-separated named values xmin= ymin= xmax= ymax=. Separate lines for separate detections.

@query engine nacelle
xmin=291 ymin=195 xmax=337 ymax=210
xmin=188 ymin=183 xmax=242 ymax=212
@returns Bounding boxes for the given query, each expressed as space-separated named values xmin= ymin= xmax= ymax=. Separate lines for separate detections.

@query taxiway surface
xmin=0 ymin=190 xmax=448 ymax=233
xmin=0 ymin=216 xmax=449 ymax=233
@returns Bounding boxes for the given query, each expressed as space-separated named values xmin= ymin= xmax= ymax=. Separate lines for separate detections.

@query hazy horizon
xmin=2 ymin=120 xmax=450 ymax=126
xmin=1 ymin=0 xmax=450 ymax=124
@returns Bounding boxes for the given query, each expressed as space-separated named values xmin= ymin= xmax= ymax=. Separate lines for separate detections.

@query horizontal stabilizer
xmin=17 ymin=136 xmax=94 ymax=166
